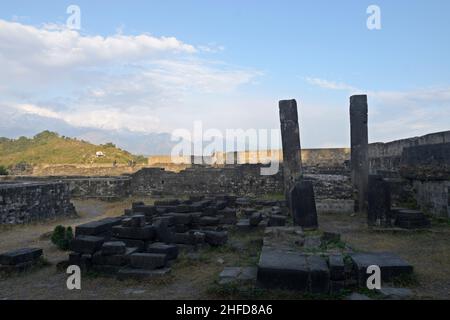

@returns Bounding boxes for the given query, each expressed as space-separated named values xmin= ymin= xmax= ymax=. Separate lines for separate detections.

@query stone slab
xmin=0 ymin=248 xmax=43 ymax=266
xmin=129 ymin=253 xmax=167 ymax=270
xmin=112 ymin=225 xmax=155 ymax=240
xmin=101 ymin=241 xmax=126 ymax=256
xmin=70 ymin=236 xmax=104 ymax=254
xmin=147 ymin=243 xmax=179 ymax=260
xmin=350 ymin=252 xmax=413 ymax=284
xmin=257 ymin=247 xmax=309 ymax=291
xmin=75 ymin=217 xmax=122 ymax=237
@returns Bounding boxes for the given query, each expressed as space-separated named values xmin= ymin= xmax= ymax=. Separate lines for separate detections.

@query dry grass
xmin=1 ymin=199 xmax=450 ymax=300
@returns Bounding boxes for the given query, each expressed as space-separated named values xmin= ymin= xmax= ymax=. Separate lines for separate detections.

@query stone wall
xmin=66 ymin=177 xmax=132 ymax=200
xmin=369 ymin=130 xmax=450 ymax=173
xmin=412 ymin=180 xmax=450 ymax=218
xmin=149 ymin=148 xmax=351 ymax=169
xmin=31 ymin=164 xmax=144 ymax=177
xmin=0 ymin=182 xmax=76 ymax=225
xmin=130 ymin=165 xmax=284 ymax=197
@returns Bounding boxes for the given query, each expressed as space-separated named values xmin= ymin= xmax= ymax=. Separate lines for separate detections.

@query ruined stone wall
xmin=369 ymin=130 xmax=450 ymax=173
xmin=0 ymin=176 xmax=132 ymax=200
xmin=66 ymin=177 xmax=132 ymax=199
xmin=0 ymin=182 xmax=76 ymax=224
xmin=148 ymin=148 xmax=351 ymax=170
xmin=412 ymin=180 xmax=450 ymax=218
xmin=130 ymin=165 xmax=284 ymax=197
xmin=31 ymin=164 xmax=145 ymax=177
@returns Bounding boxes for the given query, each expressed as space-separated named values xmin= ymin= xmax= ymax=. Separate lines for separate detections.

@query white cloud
xmin=0 ymin=19 xmax=196 ymax=70
xmin=0 ymin=19 xmax=260 ymax=134
xmin=305 ymin=76 xmax=450 ymax=142
xmin=305 ymin=77 xmax=359 ymax=92
xmin=16 ymin=104 xmax=60 ymax=119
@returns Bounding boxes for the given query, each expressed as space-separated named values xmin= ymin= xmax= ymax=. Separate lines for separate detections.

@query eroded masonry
xmin=0 ymin=95 xmax=449 ymax=295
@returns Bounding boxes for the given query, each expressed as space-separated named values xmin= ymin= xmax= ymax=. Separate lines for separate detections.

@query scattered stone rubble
xmin=67 ymin=195 xmax=288 ymax=279
xmin=254 ymin=226 xmax=414 ymax=295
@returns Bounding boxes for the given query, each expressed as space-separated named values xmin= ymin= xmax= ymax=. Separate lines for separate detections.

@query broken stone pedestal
xmin=257 ymin=247 xmax=329 ymax=293
xmin=289 ymin=180 xmax=318 ymax=229
xmin=368 ymin=175 xmax=392 ymax=226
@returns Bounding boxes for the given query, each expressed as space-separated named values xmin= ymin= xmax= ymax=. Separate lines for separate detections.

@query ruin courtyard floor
xmin=1 ymin=198 xmax=449 ymax=300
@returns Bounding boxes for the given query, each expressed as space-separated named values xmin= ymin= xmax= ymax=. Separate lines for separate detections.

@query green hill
xmin=0 ymin=131 xmax=147 ymax=168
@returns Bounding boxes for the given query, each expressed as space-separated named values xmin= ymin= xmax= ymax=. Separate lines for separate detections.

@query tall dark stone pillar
xmin=279 ymin=99 xmax=302 ymax=196
xmin=350 ymin=95 xmax=369 ymax=213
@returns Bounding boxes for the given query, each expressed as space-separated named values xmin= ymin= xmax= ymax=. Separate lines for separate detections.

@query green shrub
xmin=51 ymin=225 xmax=74 ymax=251
xmin=0 ymin=165 xmax=8 ymax=175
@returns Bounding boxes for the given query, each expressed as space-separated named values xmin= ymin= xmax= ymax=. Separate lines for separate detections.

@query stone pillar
xmin=350 ymin=95 xmax=369 ymax=213
xmin=368 ymin=175 xmax=392 ymax=226
xmin=279 ymin=99 xmax=302 ymax=195
xmin=290 ymin=180 xmax=318 ymax=229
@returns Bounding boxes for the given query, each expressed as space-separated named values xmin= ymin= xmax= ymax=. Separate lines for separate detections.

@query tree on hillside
xmin=0 ymin=165 xmax=8 ymax=175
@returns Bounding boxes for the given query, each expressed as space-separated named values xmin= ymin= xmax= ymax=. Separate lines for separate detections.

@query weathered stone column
xmin=350 ymin=95 xmax=369 ymax=213
xmin=279 ymin=99 xmax=302 ymax=195
xmin=368 ymin=174 xmax=392 ymax=226
xmin=290 ymin=180 xmax=318 ymax=229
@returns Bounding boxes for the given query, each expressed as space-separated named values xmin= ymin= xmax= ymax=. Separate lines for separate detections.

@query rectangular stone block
xmin=329 ymin=255 xmax=345 ymax=281
xmin=112 ymin=225 xmax=155 ymax=240
xmin=171 ymin=213 xmax=193 ymax=225
xmin=307 ymin=255 xmax=330 ymax=294
xmin=0 ymin=248 xmax=43 ymax=266
xmin=0 ymin=260 xmax=35 ymax=273
xmin=199 ymin=216 xmax=220 ymax=226
xmin=350 ymin=252 xmax=413 ymax=285
xmin=249 ymin=212 xmax=263 ymax=227
xmin=204 ymin=230 xmax=228 ymax=246
xmin=174 ymin=232 xmax=194 ymax=245
xmin=132 ymin=205 xmax=156 ymax=216
xmin=129 ymin=253 xmax=167 ymax=270
xmin=101 ymin=241 xmax=126 ymax=256
xmin=147 ymin=243 xmax=179 ymax=260
xmin=153 ymin=219 xmax=175 ymax=244
xmin=121 ymin=215 xmax=146 ymax=228
xmin=75 ymin=217 xmax=123 ymax=237
xmin=93 ymin=247 xmax=137 ymax=266
xmin=257 ymin=247 xmax=309 ymax=291
xmin=268 ymin=215 xmax=286 ymax=227
xmin=154 ymin=199 xmax=180 ymax=206
xmin=110 ymin=238 xmax=146 ymax=251
xmin=70 ymin=236 xmax=104 ymax=254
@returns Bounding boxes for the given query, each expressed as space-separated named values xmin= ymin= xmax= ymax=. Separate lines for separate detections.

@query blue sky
xmin=1 ymin=0 xmax=449 ymax=154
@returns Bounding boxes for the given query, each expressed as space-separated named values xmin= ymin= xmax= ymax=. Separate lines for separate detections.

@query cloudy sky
xmin=1 ymin=0 xmax=449 ymax=154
